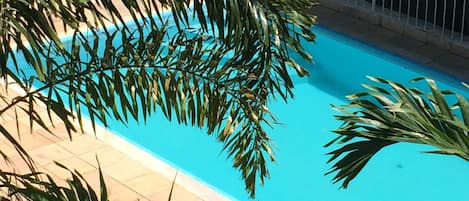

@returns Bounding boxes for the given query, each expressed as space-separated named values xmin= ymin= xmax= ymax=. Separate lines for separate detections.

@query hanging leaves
xmin=1 ymin=0 xmax=318 ymax=198
xmin=327 ymin=76 xmax=469 ymax=188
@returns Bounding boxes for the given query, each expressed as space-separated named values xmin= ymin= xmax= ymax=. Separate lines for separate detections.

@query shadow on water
xmin=291 ymin=26 xmax=469 ymax=103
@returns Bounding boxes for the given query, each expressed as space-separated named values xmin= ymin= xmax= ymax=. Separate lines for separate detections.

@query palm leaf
xmin=327 ymin=76 xmax=469 ymax=188
xmin=1 ymin=0 xmax=318 ymax=198
xmin=0 ymin=162 xmax=107 ymax=201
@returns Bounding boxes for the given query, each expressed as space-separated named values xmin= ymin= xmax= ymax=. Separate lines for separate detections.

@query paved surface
xmin=0 ymin=85 xmax=207 ymax=201
xmin=311 ymin=5 xmax=469 ymax=83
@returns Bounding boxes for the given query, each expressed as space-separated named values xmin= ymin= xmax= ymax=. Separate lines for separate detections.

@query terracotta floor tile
xmin=107 ymin=183 xmax=144 ymax=201
xmin=32 ymin=109 xmax=65 ymax=127
xmin=1 ymin=105 xmax=31 ymax=121
xmin=124 ymin=173 xmax=173 ymax=197
xmin=35 ymin=166 xmax=63 ymax=181
xmin=42 ymin=157 xmax=96 ymax=180
xmin=0 ymin=140 xmax=42 ymax=175
xmin=0 ymin=114 xmax=13 ymax=124
xmin=2 ymin=119 xmax=33 ymax=136
xmin=0 ymin=155 xmax=36 ymax=174
xmin=11 ymin=107 xmax=67 ymax=131
xmin=0 ymin=141 xmax=22 ymax=157
xmin=102 ymin=158 xmax=154 ymax=182
xmin=28 ymin=143 xmax=74 ymax=166
xmin=145 ymin=191 xmax=173 ymax=201
xmin=164 ymin=186 xmax=203 ymax=201
xmin=0 ymin=83 xmax=22 ymax=96
xmin=56 ymin=134 xmax=106 ymax=155
xmin=80 ymin=170 xmax=141 ymax=200
xmin=0 ymin=189 xmax=8 ymax=198
xmin=146 ymin=184 xmax=202 ymax=201
xmin=49 ymin=177 xmax=70 ymax=189
xmin=3 ymin=135 xmax=53 ymax=152
xmin=82 ymin=170 xmax=121 ymax=191
xmin=79 ymin=146 xmax=132 ymax=168
xmin=34 ymin=123 xmax=78 ymax=142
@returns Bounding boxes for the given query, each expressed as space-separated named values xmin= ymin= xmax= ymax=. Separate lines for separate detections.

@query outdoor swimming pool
xmin=12 ymin=13 xmax=469 ymax=201
xmin=103 ymin=25 xmax=469 ymax=201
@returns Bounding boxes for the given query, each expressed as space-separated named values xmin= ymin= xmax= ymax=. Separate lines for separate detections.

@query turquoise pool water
xmin=105 ymin=26 xmax=469 ymax=201
xmin=11 ymin=15 xmax=469 ymax=200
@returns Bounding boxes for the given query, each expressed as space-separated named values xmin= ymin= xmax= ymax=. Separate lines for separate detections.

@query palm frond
xmin=1 ymin=0 xmax=318 ymax=197
xmin=326 ymin=76 xmax=469 ymax=188
xmin=0 ymin=162 xmax=108 ymax=201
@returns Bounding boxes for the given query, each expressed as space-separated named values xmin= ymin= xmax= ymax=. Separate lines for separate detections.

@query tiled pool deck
xmin=0 ymin=83 xmax=230 ymax=201
xmin=1 ymin=3 xmax=469 ymax=201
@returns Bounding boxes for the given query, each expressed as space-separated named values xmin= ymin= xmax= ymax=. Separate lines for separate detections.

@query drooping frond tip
xmin=327 ymin=76 xmax=469 ymax=188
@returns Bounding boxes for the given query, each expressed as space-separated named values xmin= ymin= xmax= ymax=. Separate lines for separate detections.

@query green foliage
xmin=0 ymin=0 xmax=318 ymax=198
xmin=327 ymin=76 xmax=469 ymax=188
xmin=0 ymin=162 xmax=108 ymax=201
